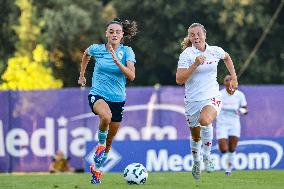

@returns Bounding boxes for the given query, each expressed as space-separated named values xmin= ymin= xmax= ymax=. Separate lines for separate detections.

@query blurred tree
xmin=0 ymin=0 xmax=18 ymax=78
xmin=0 ymin=44 xmax=62 ymax=90
xmin=1 ymin=0 xmax=283 ymax=87
xmin=203 ymin=0 xmax=284 ymax=84
xmin=36 ymin=0 xmax=117 ymax=87
xmin=113 ymin=0 xmax=284 ymax=85
xmin=0 ymin=0 xmax=62 ymax=90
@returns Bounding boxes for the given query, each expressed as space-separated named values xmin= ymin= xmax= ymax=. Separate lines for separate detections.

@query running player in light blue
xmin=78 ymin=18 xmax=138 ymax=184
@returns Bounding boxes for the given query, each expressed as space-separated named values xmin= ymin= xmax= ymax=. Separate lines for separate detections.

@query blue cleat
xmin=94 ymin=145 xmax=106 ymax=164
xmin=90 ymin=164 xmax=102 ymax=184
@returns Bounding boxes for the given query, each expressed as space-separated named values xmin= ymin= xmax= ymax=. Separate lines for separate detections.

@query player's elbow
xmin=176 ymin=71 xmax=185 ymax=85
xmin=176 ymin=77 xmax=184 ymax=85
xmin=128 ymin=75 xmax=135 ymax=81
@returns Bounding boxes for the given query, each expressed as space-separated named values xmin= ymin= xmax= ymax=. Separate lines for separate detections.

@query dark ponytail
xmin=108 ymin=18 xmax=138 ymax=41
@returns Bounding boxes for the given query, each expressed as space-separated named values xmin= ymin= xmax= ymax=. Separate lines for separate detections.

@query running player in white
xmin=176 ymin=23 xmax=238 ymax=180
xmin=216 ymin=75 xmax=248 ymax=176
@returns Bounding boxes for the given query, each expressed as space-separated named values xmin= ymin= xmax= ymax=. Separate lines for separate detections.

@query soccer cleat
xmin=94 ymin=145 xmax=106 ymax=164
xmin=90 ymin=164 xmax=102 ymax=184
xmin=192 ymin=161 xmax=201 ymax=180
xmin=225 ymin=171 xmax=232 ymax=176
xmin=203 ymin=156 xmax=215 ymax=173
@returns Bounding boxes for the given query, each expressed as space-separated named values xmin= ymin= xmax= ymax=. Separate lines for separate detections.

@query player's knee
xmin=229 ymin=147 xmax=236 ymax=153
xmin=100 ymin=113 xmax=112 ymax=125
xmin=191 ymin=135 xmax=201 ymax=142
xmin=199 ymin=117 xmax=212 ymax=126
xmin=219 ymin=148 xmax=228 ymax=154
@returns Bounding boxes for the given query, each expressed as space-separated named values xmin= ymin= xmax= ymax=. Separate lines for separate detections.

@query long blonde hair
xmin=181 ymin=23 xmax=207 ymax=50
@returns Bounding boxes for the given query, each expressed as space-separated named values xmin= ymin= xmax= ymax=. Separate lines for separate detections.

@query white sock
xmin=227 ymin=152 xmax=236 ymax=172
xmin=190 ymin=138 xmax=202 ymax=162
xmin=201 ymin=124 xmax=213 ymax=159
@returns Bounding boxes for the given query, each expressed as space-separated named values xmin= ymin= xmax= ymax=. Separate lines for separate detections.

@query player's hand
xmin=194 ymin=55 xmax=205 ymax=66
xmin=78 ymin=76 xmax=86 ymax=87
xmin=230 ymin=76 xmax=238 ymax=92
xmin=109 ymin=45 xmax=119 ymax=64
xmin=238 ymin=107 xmax=248 ymax=115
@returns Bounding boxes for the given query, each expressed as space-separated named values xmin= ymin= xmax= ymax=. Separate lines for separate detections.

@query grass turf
xmin=0 ymin=170 xmax=283 ymax=189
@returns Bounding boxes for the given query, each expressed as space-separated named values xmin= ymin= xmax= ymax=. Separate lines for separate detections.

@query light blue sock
xmin=95 ymin=153 xmax=108 ymax=169
xmin=98 ymin=129 xmax=108 ymax=145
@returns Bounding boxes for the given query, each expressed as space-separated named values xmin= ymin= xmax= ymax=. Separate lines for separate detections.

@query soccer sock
xmin=190 ymin=138 xmax=202 ymax=162
xmin=227 ymin=152 xmax=235 ymax=172
xmin=95 ymin=153 xmax=108 ymax=169
xmin=201 ymin=124 xmax=213 ymax=159
xmin=98 ymin=129 xmax=108 ymax=146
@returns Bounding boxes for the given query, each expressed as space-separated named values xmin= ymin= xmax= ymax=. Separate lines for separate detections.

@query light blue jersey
xmin=87 ymin=44 xmax=136 ymax=102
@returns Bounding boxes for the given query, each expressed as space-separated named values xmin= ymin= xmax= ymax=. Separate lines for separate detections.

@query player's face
xmin=106 ymin=24 xmax=124 ymax=45
xmin=224 ymin=75 xmax=231 ymax=86
xmin=188 ymin=26 xmax=206 ymax=51
xmin=224 ymin=75 xmax=235 ymax=94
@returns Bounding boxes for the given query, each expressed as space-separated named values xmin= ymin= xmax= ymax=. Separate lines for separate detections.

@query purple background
xmin=0 ymin=86 xmax=284 ymax=172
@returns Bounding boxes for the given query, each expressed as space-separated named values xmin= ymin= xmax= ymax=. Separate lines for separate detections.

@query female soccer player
xmin=78 ymin=18 xmax=138 ymax=184
xmin=216 ymin=75 xmax=248 ymax=176
xmin=176 ymin=23 xmax=238 ymax=180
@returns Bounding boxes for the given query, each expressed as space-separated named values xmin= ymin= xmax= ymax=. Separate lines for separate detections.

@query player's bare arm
xmin=78 ymin=50 xmax=91 ymax=86
xmin=223 ymin=52 xmax=238 ymax=91
xmin=176 ymin=55 xmax=204 ymax=85
xmin=109 ymin=45 xmax=135 ymax=81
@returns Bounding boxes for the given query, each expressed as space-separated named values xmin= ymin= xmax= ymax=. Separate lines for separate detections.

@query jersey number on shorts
xmin=211 ymin=97 xmax=221 ymax=107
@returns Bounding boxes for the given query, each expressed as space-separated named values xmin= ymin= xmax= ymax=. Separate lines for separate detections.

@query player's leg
xmin=190 ymin=126 xmax=202 ymax=180
xmin=92 ymin=99 xmax=112 ymax=164
xmin=226 ymin=136 xmax=239 ymax=175
xmin=186 ymin=100 xmax=209 ymax=180
xmin=96 ymin=122 xmax=120 ymax=169
xmin=199 ymin=105 xmax=217 ymax=172
xmin=88 ymin=95 xmax=112 ymax=184
xmin=218 ymin=138 xmax=229 ymax=153
xmin=90 ymin=122 xmax=120 ymax=184
xmin=226 ymin=122 xmax=240 ymax=175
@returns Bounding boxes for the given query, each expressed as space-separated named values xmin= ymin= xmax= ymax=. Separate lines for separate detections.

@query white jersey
xmin=217 ymin=89 xmax=247 ymax=125
xmin=178 ymin=43 xmax=225 ymax=102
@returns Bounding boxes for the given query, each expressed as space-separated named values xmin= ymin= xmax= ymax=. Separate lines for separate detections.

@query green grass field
xmin=0 ymin=170 xmax=284 ymax=189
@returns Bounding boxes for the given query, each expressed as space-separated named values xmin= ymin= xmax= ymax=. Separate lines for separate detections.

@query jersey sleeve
xmin=87 ymin=44 xmax=99 ymax=57
xmin=215 ymin=46 xmax=226 ymax=60
xmin=125 ymin=46 xmax=136 ymax=63
xmin=239 ymin=91 xmax=247 ymax=107
xmin=178 ymin=50 xmax=192 ymax=68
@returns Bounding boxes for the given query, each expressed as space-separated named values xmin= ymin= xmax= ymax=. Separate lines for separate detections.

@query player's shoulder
xmin=88 ymin=43 xmax=105 ymax=52
xmin=90 ymin=43 xmax=105 ymax=49
xmin=121 ymin=44 xmax=134 ymax=52
xmin=220 ymin=88 xmax=226 ymax=93
xmin=207 ymin=44 xmax=224 ymax=52
xmin=180 ymin=46 xmax=196 ymax=57
xmin=233 ymin=90 xmax=245 ymax=100
xmin=220 ymin=88 xmax=227 ymax=95
xmin=236 ymin=90 xmax=245 ymax=96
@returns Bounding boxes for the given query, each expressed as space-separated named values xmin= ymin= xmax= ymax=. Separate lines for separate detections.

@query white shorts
xmin=185 ymin=96 xmax=222 ymax=128
xmin=216 ymin=121 xmax=241 ymax=139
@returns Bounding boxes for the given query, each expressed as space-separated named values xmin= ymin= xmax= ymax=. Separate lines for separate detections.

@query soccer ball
xmin=123 ymin=163 xmax=148 ymax=185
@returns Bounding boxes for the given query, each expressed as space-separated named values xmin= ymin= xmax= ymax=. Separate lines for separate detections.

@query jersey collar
xmin=192 ymin=43 xmax=210 ymax=53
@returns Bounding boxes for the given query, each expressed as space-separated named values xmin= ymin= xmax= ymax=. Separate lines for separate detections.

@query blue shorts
xmin=88 ymin=94 xmax=125 ymax=122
